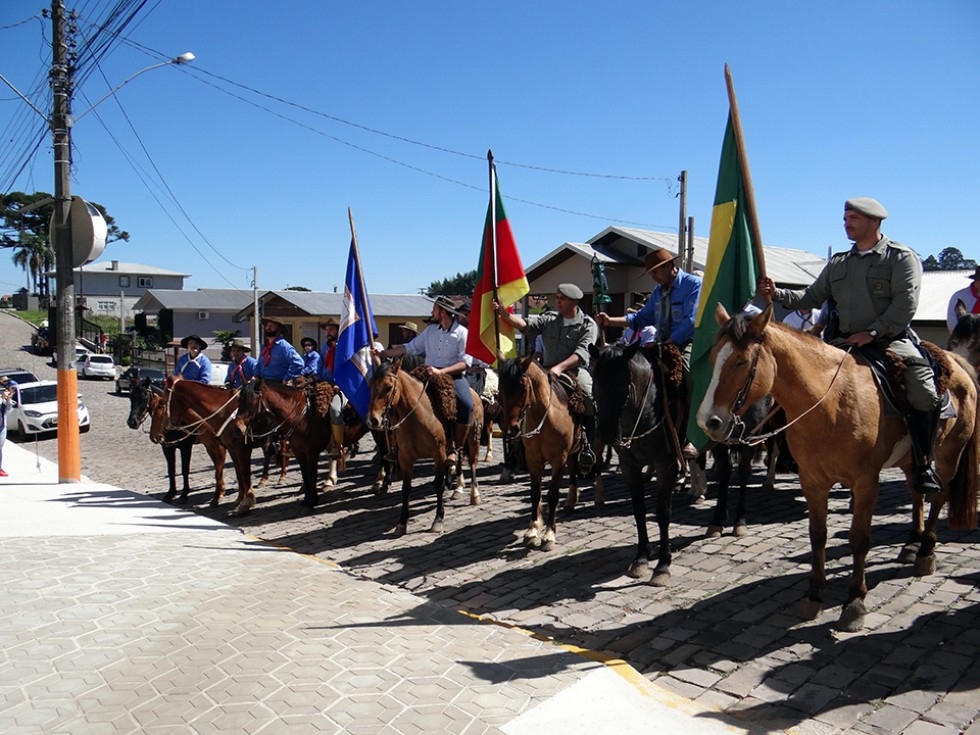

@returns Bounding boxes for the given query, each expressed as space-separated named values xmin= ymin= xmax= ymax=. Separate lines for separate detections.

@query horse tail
xmin=947 ymin=383 xmax=980 ymax=531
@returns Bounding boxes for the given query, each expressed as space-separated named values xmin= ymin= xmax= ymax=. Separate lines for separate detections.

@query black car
xmin=115 ymin=366 xmax=166 ymax=394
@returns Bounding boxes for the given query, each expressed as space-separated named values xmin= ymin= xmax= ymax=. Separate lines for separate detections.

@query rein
xmin=518 ymin=370 xmax=554 ymax=439
xmin=384 ymin=374 xmax=429 ymax=430
xmin=165 ymin=383 xmax=241 ymax=438
xmin=244 ymin=386 xmax=307 ymax=441
xmin=617 ymin=367 xmax=660 ymax=449
xmin=726 ymin=342 xmax=853 ymax=447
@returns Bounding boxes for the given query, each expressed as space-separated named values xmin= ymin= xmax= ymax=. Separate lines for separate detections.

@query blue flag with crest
xmin=334 ymin=238 xmax=376 ymax=419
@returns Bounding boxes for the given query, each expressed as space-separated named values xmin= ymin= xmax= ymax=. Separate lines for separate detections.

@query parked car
xmin=78 ymin=353 xmax=116 ymax=380
xmin=7 ymin=380 xmax=91 ymax=436
xmin=0 ymin=367 xmax=41 ymax=385
xmin=115 ymin=366 xmax=166 ymax=394
xmin=51 ymin=345 xmax=92 ymax=367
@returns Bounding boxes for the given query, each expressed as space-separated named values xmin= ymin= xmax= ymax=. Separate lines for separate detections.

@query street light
xmin=74 ymin=52 xmax=195 ymax=122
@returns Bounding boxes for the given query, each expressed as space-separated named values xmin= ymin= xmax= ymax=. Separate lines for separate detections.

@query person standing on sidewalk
xmin=0 ymin=375 xmax=18 ymax=477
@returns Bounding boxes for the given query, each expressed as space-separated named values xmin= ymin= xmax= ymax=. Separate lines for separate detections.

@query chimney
xmin=111 ymin=260 xmax=119 ymax=271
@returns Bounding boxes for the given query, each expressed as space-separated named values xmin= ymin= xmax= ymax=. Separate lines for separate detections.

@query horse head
xmin=697 ymin=303 xmax=777 ymax=442
xmin=365 ymin=357 xmax=402 ymax=431
xmin=496 ymin=354 xmax=535 ymax=440
xmin=237 ymin=378 xmax=263 ymax=422
xmin=148 ymin=380 xmax=172 ymax=444
xmin=126 ymin=377 xmax=156 ymax=430
xmin=589 ymin=340 xmax=652 ymax=446
xmin=948 ymin=300 xmax=980 ymax=375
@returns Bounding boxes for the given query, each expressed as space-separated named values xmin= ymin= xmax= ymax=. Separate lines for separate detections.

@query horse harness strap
xmin=166 ymin=385 xmax=241 ymax=438
xmin=386 ymin=377 xmax=429 ymax=431
xmin=520 ymin=372 xmax=554 ymax=439
xmin=618 ymin=371 xmax=661 ymax=449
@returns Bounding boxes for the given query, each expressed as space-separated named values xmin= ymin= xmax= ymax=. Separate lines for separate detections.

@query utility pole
xmin=51 ymin=0 xmax=80 ymax=482
xmin=252 ymin=266 xmax=259 ymax=352
xmin=677 ymin=170 xmax=689 ymax=271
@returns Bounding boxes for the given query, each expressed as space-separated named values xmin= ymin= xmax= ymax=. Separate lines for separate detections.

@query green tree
xmin=428 ymin=270 xmax=477 ymax=297
xmin=0 ymin=191 xmax=129 ymax=298
xmin=284 ymin=285 xmax=311 ymax=291
xmin=937 ymin=247 xmax=976 ymax=271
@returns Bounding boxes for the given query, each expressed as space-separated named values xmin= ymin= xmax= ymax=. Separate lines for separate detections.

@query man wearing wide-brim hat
xmin=494 ymin=282 xmax=600 ymax=472
xmin=225 ymin=339 xmax=258 ymax=389
xmin=946 ymin=265 xmax=980 ymax=333
xmin=376 ymin=294 xmax=474 ymax=465
xmin=174 ymin=335 xmax=213 ymax=384
xmin=757 ymin=196 xmax=942 ymax=495
xmin=256 ymin=315 xmax=303 ymax=384
xmin=299 ymin=337 xmax=321 ymax=380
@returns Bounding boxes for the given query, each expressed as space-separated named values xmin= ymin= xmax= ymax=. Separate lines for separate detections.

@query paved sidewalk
xmin=0 ymin=442 xmax=753 ymax=735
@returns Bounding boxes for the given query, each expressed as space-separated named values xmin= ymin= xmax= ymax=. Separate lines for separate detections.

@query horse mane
xmin=498 ymin=357 xmax=525 ymax=395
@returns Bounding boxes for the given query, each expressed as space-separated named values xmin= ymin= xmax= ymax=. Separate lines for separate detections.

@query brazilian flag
xmin=687 ymin=114 xmax=762 ymax=449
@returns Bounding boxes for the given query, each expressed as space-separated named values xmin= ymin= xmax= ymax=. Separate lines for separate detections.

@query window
xmin=119 ymin=276 xmax=130 ymax=287
xmin=138 ymin=277 xmax=153 ymax=288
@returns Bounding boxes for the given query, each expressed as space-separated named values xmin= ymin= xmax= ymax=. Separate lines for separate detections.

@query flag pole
xmin=724 ymin=64 xmax=770 ymax=301
xmin=347 ymin=207 xmax=373 ymax=329
xmin=488 ymin=149 xmax=502 ymax=357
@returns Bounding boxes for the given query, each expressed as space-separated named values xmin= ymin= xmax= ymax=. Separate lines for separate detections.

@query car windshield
xmin=1 ymin=371 xmax=39 ymax=384
xmin=89 ymin=356 xmax=113 ymax=364
xmin=20 ymin=385 xmax=58 ymax=403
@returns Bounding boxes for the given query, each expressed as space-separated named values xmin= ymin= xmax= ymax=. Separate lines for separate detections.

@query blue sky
xmin=1 ymin=1 xmax=978 ymax=299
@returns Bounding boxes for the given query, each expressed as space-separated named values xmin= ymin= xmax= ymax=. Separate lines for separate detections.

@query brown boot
xmin=329 ymin=423 xmax=347 ymax=472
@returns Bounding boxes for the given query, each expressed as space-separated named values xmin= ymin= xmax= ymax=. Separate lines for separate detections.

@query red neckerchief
xmin=261 ymin=338 xmax=274 ymax=366
xmin=325 ymin=342 xmax=336 ymax=371
xmin=972 ymin=283 xmax=980 ymax=315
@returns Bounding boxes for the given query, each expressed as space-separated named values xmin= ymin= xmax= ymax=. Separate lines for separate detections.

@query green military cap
xmin=844 ymin=197 xmax=888 ymax=220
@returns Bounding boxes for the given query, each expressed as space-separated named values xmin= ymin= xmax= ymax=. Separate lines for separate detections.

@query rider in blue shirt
xmin=300 ymin=337 xmax=322 ymax=379
xmin=224 ymin=339 xmax=258 ymax=389
xmin=255 ymin=317 xmax=303 ymax=383
xmin=174 ymin=335 xmax=213 ymax=384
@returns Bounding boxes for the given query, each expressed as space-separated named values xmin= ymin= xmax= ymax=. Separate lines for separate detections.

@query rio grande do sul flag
xmin=466 ymin=165 xmax=529 ymax=367
xmin=686 ymin=113 xmax=762 ymax=449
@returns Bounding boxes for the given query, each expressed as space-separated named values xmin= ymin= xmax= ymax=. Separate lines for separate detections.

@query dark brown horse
xmin=589 ymin=341 xmax=684 ymax=584
xmin=697 ymin=304 xmax=979 ymax=631
xmin=151 ymin=378 xmax=258 ymax=515
xmin=497 ymin=355 xmax=602 ymax=551
xmin=365 ymin=358 xmax=483 ymax=535
xmin=238 ymin=379 xmax=330 ymax=511
xmin=949 ymin=300 xmax=980 ymax=374
xmin=126 ymin=377 xmax=227 ymax=505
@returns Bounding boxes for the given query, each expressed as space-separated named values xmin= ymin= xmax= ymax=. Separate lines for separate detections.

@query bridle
xmin=242 ymin=383 xmax=307 ymax=441
xmin=504 ymin=368 xmax=553 ymax=439
xmin=616 ymin=361 xmax=660 ymax=449
xmin=161 ymin=381 xmax=242 ymax=441
xmin=380 ymin=371 xmax=429 ymax=430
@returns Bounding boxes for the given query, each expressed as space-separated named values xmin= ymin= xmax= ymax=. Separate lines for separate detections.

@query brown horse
xmin=126 ymin=377 xmax=227 ymax=505
xmin=697 ymin=304 xmax=979 ymax=631
xmin=151 ymin=378 xmax=259 ymax=515
xmin=238 ymin=379 xmax=331 ymax=511
xmin=497 ymin=355 xmax=603 ymax=551
xmin=364 ymin=358 xmax=483 ymax=535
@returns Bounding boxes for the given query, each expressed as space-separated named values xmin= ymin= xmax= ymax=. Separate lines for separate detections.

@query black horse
xmin=125 ymin=377 xmax=227 ymax=504
xmin=589 ymin=340 xmax=688 ymax=586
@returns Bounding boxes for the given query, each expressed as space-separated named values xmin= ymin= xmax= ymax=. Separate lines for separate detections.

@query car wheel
xmin=17 ymin=420 xmax=26 ymax=435
xmin=80 ymin=424 xmax=91 ymax=433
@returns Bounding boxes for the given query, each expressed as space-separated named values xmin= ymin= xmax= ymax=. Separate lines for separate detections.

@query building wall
xmin=172 ymin=311 xmax=245 ymax=341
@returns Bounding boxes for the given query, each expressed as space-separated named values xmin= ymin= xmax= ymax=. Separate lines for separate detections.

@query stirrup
xmin=914 ymin=466 xmax=942 ymax=495
xmin=578 ymin=443 xmax=596 ymax=475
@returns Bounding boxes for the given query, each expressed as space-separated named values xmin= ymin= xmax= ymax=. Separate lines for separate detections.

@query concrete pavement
xmin=0 ymin=441 xmax=752 ymax=735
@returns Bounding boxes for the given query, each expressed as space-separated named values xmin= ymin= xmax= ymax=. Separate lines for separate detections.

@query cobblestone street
xmin=5 ymin=310 xmax=980 ymax=734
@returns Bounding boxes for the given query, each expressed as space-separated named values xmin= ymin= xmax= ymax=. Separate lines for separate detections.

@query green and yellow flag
xmin=687 ymin=113 xmax=762 ymax=449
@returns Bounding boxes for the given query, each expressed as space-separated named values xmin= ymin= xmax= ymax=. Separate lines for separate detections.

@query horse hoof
xmin=705 ymin=525 xmax=723 ymax=538
xmin=649 ymin=570 xmax=671 ymax=587
xmin=470 ymin=493 xmax=481 ymax=506
xmin=177 ymin=497 xmax=189 ymax=506
xmin=524 ymin=534 xmax=541 ymax=549
xmin=209 ymin=500 xmax=219 ymax=508
xmin=798 ymin=597 xmax=823 ymax=621
xmin=430 ymin=519 xmax=445 ymax=533
xmin=540 ymin=537 xmax=555 ymax=552
xmin=394 ymin=524 xmax=407 ymax=537
xmin=733 ymin=524 xmax=748 ymax=538
xmin=161 ymin=494 xmax=175 ymax=504
xmin=837 ymin=600 xmax=867 ymax=632
xmin=914 ymin=554 xmax=937 ymax=577
xmin=897 ymin=544 xmax=919 ymax=565
xmin=626 ymin=561 xmax=649 ymax=580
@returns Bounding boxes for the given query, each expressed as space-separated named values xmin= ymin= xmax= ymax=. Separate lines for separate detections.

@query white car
xmin=79 ymin=353 xmax=116 ymax=380
xmin=51 ymin=345 xmax=92 ymax=367
xmin=7 ymin=380 xmax=91 ymax=436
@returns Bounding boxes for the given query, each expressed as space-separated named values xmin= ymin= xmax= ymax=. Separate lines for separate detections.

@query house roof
xmin=133 ymin=288 xmax=253 ymax=312
xmin=234 ymin=291 xmax=437 ymax=322
xmin=916 ymin=270 xmax=973 ymax=323
xmin=525 ymin=227 xmax=827 ymax=288
xmin=74 ymin=260 xmax=190 ymax=277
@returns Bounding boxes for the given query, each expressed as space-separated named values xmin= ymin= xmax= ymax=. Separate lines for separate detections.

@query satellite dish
xmin=48 ymin=196 xmax=108 ymax=267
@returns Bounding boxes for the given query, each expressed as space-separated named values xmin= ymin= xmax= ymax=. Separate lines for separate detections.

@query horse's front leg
xmin=899 ymin=482 xmax=926 ymax=564
xmin=540 ymin=462 xmax=565 ymax=552
xmin=300 ymin=453 xmax=320 ymax=511
xmin=839 ymin=481 xmax=878 ymax=632
xmin=651 ymin=460 xmax=675 ymax=587
xmin=230 ymin=448 xmax=255 ymax=516
xmin=733 ymin=445 xmax=751 ymax=537
xmin=430 ymin=460 xmax=447 ymax=534
xmin=914 ymin=494 xmax=944 ymax=577
xmin=395 ymin=462 xmax=414 ymax=536
xmin=524 ymin=469 xmax=545 ymax=548
xmin=799 ymin=487 xmax=830 ymax=622
xmin=177 ymin=440 xmax=193 ymax=505
xmin=622 ymin=460 xmax=651 ymax=580
xmin=206 ymin=442 xmax=226 ymax=507
xmin=707 ymin=446 xmax=731 ymax=538
xmin=161 ymin=445 xmax=177 ymax=504
xmin=564 ymin=453 xmax=580 ymax=511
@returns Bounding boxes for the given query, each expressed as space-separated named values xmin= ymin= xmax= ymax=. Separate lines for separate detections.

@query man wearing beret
xmin=494 ymin=283 xmax=599 ymax=470
xmin=174 ymin=335 xmax=213 ymax=384
xmin=758 ymin=197 xmax=941 ymax=494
